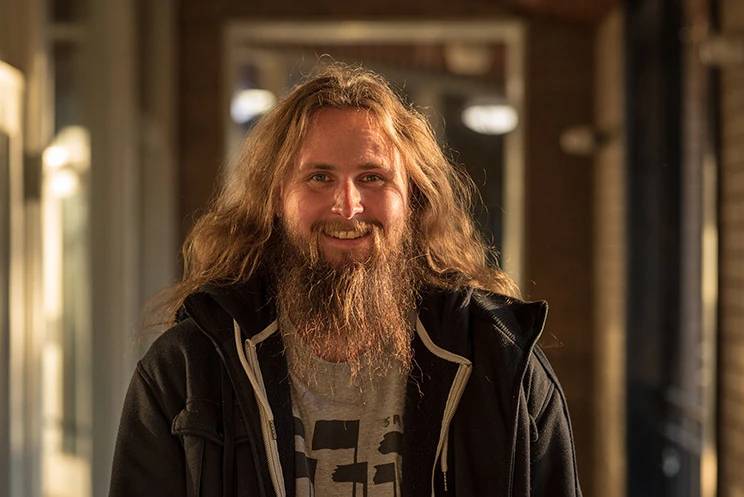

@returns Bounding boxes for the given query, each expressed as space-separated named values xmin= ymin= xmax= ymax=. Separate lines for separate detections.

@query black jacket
xmin=109 ymin=281 xmax=582 ymax=497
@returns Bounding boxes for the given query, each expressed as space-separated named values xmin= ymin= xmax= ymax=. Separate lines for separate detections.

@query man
xmin=110 ymin=63 xmax=582 ymax=497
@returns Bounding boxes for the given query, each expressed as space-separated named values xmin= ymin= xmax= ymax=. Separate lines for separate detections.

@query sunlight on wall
xmin=40 ymin=126 xmax=91 ymax=497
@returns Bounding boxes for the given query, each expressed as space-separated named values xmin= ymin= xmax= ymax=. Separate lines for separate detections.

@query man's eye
xmin=310 ymin=173 xmax=329 ymax=182
xmin=361 ymin=174 xmax=382 ymax=183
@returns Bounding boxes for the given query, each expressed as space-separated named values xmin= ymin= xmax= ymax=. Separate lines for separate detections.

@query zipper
xmin=431 ymin=362 xmax=472 ymax=495
xmin=413 ymin=316 xmax=473 ymax=496
xmin=234 ymin=320 xmax=287 ymax=497
xmin=244 ymin=340 xmax=285 ymax=497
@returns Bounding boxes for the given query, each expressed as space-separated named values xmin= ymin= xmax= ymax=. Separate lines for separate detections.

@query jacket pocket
xmin=171 ymin=399 xmax=226 ymax=497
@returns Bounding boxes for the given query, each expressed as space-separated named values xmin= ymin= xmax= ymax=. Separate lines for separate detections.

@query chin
xmin=322 ymin=248 xmax=373 ymax=266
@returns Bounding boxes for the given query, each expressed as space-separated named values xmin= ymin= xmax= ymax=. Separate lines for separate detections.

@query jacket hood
xmin=416 ymin=286 xmax=548 ymax=361
xmin=184 ymin=278 xmax=277 ymax=344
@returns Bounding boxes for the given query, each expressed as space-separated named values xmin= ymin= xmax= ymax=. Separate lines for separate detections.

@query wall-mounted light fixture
xmin=461 ymin=98 xmax=519 ymax=135
xmin=699 ymin=32 xmax=744 ymax=67
xmin=559 ymin=125 xmax=612 ymax=157
xmin=41 ymin=126 xmax=89 ymax=198
xmin=230 ymin=89 xmax=277 ymax=124
xmin=42 ymin=127 xmax=89 ymax=170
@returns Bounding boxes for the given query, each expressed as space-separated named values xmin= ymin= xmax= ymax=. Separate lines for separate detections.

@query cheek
xmin=378 ymin=192 xmax=410 ymax=224
xmin=280 ymin=191 xmax=315 ymax=232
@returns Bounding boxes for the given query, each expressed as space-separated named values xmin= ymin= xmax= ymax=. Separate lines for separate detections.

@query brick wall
xmin=521 ymin=17 xmax=596 ymax=493
xmin=593 ymin=8 xmax=626 ymax=497
xmin=719 ymin=0 xmax=744 ymax=495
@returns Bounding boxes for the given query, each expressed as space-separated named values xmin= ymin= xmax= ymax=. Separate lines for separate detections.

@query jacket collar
xmin=185 ymin=281 xmax=547 ymax=357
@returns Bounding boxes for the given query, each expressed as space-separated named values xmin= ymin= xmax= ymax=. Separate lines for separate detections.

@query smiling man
xmin=275 ymin=108 xmax=416 ymax=378
xmin=110 ymin=64 xmax=582 ymax=497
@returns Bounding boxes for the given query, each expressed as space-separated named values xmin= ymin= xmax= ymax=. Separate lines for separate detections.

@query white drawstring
xmin=233 ymin=320 xmax=287 ymax=497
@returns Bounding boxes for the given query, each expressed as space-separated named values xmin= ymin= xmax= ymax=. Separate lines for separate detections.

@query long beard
xmin=269 ymin=219 xmax=418 ymax=385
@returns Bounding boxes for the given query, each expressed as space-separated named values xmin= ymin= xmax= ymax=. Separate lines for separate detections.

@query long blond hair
xmin=159 ymin=63 xmax=519 ymax=324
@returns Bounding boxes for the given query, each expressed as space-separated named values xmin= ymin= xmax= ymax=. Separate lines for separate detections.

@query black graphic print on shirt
xmin=294 ymin=415 xmax=403 ymax=497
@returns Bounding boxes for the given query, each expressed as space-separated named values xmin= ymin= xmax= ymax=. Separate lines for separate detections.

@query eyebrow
xmin=302 ymin=162 xmax=391 ymax=171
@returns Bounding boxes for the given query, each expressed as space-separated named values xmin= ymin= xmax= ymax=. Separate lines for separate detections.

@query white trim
xmin=415 ymin=317 xmax=471 ymax=366
xmin=249 ymin=320 xmax=279 ymax=345
xmin=226 ymin=20 xmax=524 ymax=44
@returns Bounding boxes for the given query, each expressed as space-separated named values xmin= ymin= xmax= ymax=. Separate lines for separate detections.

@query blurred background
xmin=0 ymin=0 xmax=741 ymax=495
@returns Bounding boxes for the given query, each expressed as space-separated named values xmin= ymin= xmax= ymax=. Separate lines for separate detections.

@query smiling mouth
xmin=322 ymin=227 xmax=371 ymax=240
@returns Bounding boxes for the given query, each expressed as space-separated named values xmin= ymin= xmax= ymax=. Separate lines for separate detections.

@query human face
xmin=280 ymin=108 xmax=410 ymax=264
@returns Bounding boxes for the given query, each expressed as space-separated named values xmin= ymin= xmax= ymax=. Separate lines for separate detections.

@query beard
xmin=268 ymin=218 xmax=419 ymax=386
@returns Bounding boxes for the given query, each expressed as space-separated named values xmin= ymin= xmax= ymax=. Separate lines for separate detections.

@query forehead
xmin=308 ymin=107 xmax=381 ymax=131
xmin=296 ymin=108 xmax=398 ymax=165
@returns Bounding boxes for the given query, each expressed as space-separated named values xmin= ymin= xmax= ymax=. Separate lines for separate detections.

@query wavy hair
xmin=158 ymin=63 xmax=519 ymax=324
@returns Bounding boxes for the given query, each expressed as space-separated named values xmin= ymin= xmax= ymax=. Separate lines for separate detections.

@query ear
xmin=272 ymin=186 xmax=284 ymax=218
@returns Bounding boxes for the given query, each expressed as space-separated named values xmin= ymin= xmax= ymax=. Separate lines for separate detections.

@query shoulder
xmin=428 ymin=288 xmax=565 ymax=410
xmin=418 ymin=286 xmax=547 ymax=353
xmin=469 ymin=292 xmax=565 ymax=407
xmin=136 ymin=318 xmax=223 ymax=409
xmin=140 ymin=318 xmax=216 ymax=372
xmin=520 ymin=346 xmax=568 ymax=419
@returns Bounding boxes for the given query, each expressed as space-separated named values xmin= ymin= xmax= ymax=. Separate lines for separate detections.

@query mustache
xmin=310 ymin=219 xmax=384 ymax=234
xmin=307 ymin=219 xmax=385 ymax=264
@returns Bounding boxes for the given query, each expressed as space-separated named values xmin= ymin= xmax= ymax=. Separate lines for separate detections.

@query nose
xmin=331 ymin=180 xmax=363 ymax=219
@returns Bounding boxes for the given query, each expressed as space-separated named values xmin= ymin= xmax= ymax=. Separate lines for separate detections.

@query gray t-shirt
xmin=288 ymin=341 xmax=406 ymax=497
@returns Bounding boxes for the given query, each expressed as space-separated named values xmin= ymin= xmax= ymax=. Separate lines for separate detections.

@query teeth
xmin=327 ymin=230 xmax=367 ymax=239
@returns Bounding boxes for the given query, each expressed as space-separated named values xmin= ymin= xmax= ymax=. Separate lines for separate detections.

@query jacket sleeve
xmin=109 ymin=364 xmax=186 ymax=497
xmin=525 ymin=351 xmax=583 ymax=497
